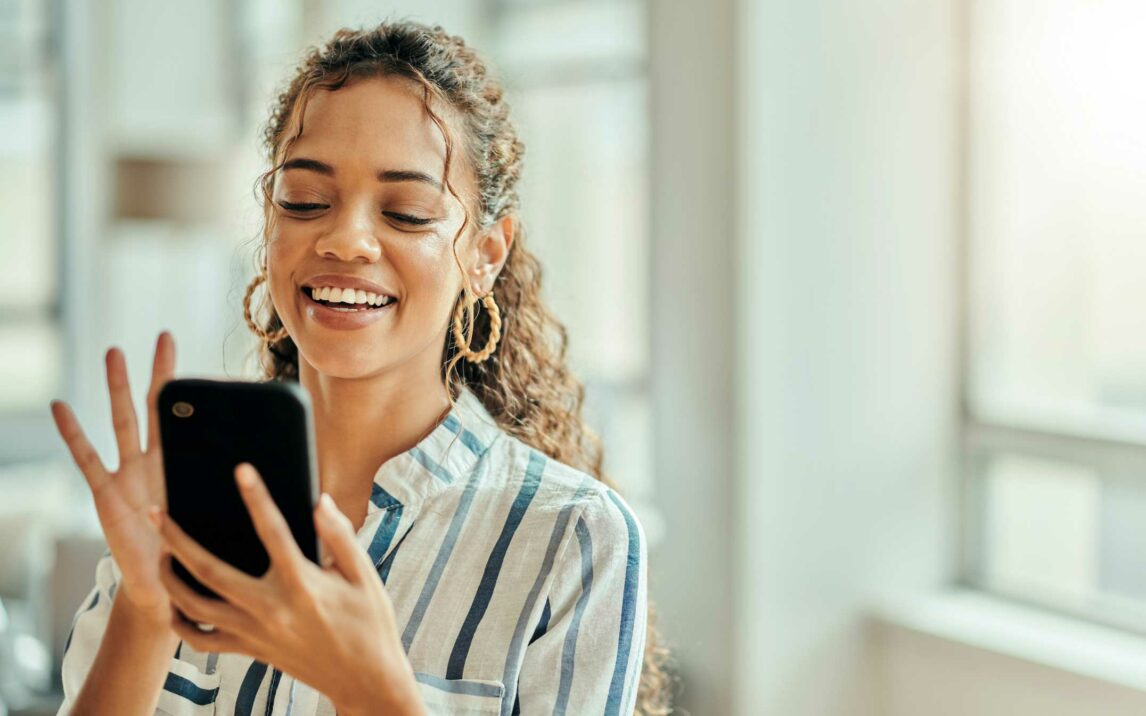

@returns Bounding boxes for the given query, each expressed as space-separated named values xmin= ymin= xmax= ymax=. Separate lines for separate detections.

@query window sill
xmin=872 ymin=589 xmax=1146 ymax=693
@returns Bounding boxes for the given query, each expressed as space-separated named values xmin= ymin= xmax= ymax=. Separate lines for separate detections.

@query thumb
xmin=314 ymin=493 xmax=372 ymax=583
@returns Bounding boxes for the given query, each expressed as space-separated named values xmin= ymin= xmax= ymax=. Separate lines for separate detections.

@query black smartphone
xmin=157 ymin=378 xmax=321 ymax=599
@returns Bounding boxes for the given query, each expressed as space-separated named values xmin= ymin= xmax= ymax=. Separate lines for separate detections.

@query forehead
xmin=285 ymin=75 xmax=465 ymax=186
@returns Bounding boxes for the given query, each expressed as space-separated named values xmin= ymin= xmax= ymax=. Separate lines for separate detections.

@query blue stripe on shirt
xmin=500 ymin=479 xmax=593 ymax=716
xmin=379 ymin=526 xmax=414 ymax=585
xmin=604 ymin=489 xmax=642 ymax=716
xmin=370 ymin=482 xmax=402 ymax=510
xmin=529 ymin=598 xmax=552 ymax=645
xmin=263 ymin=667 xmax=283 ymax=716
xmin=443 ymin=413 xmax=486 ymax=456
xmin=163 ymin=672 xmax=219 ymax=706
xmin=446 ymin=450 xmax=546 ymax=679
xmin=235 ymin=660 xmax=269 ymax=716
xmin=402 ymin=457 xmax=489 ymax=652
xmin=555 ymin=515 xmax=595 ymax=716
xmin=411 ymin=446 xmax=454 ymax=484
xmin=368 ymin=505 xmax=404 ymax=566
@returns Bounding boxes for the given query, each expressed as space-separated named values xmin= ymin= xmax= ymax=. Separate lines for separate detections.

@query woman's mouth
xmin=302 ymin=286 xmax=396 ymax=310
xmin=301 ymin=286 xmax=397 ymax=330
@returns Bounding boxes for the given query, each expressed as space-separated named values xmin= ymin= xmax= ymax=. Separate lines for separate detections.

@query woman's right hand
xmin=50 ymin=331 xmax=176 ymax=624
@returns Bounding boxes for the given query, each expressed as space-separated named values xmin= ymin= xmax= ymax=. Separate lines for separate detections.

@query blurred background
xmin=3 ymin=0 xmax=1146 ymax=714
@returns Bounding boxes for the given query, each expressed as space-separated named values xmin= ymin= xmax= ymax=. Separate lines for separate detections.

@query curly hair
xmin=245 ymin=18 xmax=676 ymax=714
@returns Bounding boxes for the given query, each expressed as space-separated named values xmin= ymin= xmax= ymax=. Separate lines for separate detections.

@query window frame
xmin=957 ymin=0 xmax=1146 ymax=637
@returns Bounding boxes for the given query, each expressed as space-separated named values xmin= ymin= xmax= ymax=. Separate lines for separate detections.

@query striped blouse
xmin=58 ymin=384 xmax=649 ymax=715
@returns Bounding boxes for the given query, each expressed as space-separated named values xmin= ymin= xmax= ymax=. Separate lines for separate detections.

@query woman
xmin=49 ymin=19 xmax=673 ymax=716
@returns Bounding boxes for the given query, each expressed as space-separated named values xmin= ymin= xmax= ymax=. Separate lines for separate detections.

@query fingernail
xmin=319 ymin=493 xmax=335 ymax=513
xmin=147 ymin=505 xmax=162 ymax=529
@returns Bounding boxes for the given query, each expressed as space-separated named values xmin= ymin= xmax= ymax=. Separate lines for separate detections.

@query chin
xmin=297 ymin=341 xmax=392 ymax=380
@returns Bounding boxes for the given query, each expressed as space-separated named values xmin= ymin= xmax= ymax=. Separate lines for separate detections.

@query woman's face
xmin=265 ymin=75 xmax=480 ymax=381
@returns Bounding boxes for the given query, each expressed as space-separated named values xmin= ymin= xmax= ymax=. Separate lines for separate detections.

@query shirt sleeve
xmin=56 ymin=551 xmax=120 ymax=715
xmin=513 ymin=487 xmax=649 ymax=715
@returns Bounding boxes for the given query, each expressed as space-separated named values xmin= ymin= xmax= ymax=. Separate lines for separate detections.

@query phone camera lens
xmin=172 ymin=401 xmax=194 ymax=418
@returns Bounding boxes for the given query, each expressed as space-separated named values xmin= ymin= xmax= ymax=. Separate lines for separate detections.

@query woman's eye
xmin=385 ymin=212 xmax=434 ymax=226
xmin=277 ymin=200 xmax=327 ymax=213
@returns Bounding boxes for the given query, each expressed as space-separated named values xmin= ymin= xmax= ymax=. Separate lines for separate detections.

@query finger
xmin=150 ymin=507 xmax=263 ymax=611
xmin=159 ymin=554 xmax=250 ymax=632
xmin=235 ymin=464 xmax=306 ymax=575
xmin=146 ymin=331 xmax=176 ymax=454
xmin=106 ymin=347 xmax=143 ymax=464
xmin=314 ymin=493 xmax=372 ymax=584
xmin=49 ymin=400 xmax=112 ymax=494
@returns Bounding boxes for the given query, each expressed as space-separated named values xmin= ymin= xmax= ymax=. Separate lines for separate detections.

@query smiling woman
xmin=52 ymin=18 xmax=672 ymax=716
xmin=259 ymin=74 xmax=482 ymax=385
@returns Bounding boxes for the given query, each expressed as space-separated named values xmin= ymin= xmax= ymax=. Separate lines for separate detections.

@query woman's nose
xmin=314 ymin=203 xmax=383 ymax=263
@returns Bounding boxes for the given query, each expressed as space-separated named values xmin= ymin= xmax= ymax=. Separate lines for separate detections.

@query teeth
xmin=308 ymin=286 xmax=394 ymax=307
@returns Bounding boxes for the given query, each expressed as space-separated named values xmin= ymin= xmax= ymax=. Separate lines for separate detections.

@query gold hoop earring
xmin=243 ymin=271 xmax=289 ymax=345
xmin=452 ymin=292 xmax=501 ymax=363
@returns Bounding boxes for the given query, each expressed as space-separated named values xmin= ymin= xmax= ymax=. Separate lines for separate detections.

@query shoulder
xmin=477 ymin=434 xmax=646 ymax=550
xmin=478 ymin=433 xmax=590 ymax=503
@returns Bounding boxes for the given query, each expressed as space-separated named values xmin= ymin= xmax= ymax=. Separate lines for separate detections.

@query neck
xmin=297 ymin=350 xmax=452 ymax=530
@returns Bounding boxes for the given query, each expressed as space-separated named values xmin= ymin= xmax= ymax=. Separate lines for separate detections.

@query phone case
xmin=158 ymin=378 xmax=320 ymax=599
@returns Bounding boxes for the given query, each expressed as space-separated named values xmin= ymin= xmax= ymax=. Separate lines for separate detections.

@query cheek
xmin=395 ymin=236 xmax=465 ymax=308
xmin=265 ymin=232 xmax=304 ymax=314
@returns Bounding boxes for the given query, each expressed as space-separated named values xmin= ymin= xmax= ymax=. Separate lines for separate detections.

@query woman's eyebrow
xmin=282 ymin=157 xmax=443 ymax=192
xmin=282 ymin=157 xmax=334 ymax=175
xmin=378 ymin=169 xmax=443 ymax=193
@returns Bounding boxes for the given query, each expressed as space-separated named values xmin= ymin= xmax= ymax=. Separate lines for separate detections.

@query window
xmin=489 ymin=0 xmax=659 ymax=536
xmin=0 ymin=0 xmax=62 ymax=417
xmin=964 ymin=0 xmax=1146 ymax=628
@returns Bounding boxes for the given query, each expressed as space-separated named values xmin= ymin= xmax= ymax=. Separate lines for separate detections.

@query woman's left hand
xmin=150 ymin=463 xmax=425 ymax=716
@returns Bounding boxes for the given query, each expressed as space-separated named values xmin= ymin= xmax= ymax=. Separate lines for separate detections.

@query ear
xmin=466 ymin=215 xmax=516 ymax=294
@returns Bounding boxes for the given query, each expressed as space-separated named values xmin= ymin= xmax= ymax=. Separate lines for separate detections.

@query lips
xmin=300 ymin=286 xmax=396 ymax=331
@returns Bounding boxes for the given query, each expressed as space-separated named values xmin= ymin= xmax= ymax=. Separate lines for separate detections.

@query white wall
xmin=647 ymin=0 xmax=738 ymax=713
xmin=881 ymin=623 xmax=1146 ymax=715
xmin=733 ymin=0 xmax=960 ymax=713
